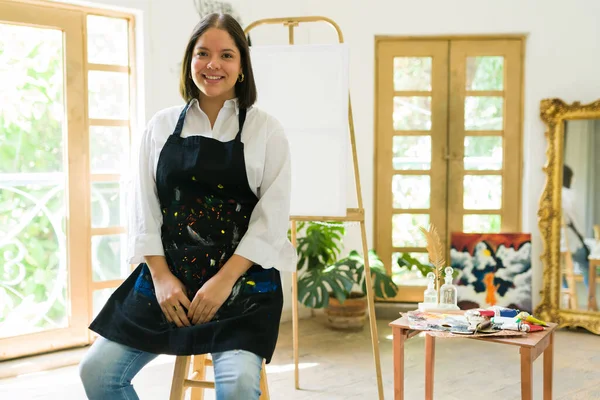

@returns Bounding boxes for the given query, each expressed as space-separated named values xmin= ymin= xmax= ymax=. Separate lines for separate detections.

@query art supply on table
xmin=439 ymin=267 xmax=459 ymax=310
xmin=516 ymin=312 xmax=548 ymax=327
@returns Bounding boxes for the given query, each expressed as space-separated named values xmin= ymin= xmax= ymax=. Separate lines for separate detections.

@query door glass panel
xmin=392 ymin=175 xmax=430 ymax=209
xmin=87 ymin=15 xmax=129 ymax=66
xmin=466 ymin=56 xmax=504 ymax=91
xmin=393 ymin=136 xmax=431 ymax=170
xmin=91 ymin=234 xmax=128 ymax=281
xmin=464 ymin=175 xmax=502 ymax=209
xmin=391 ymin=252 xmax=429 ymax=286
xmin=90 ymin=126 xmax=129 ymax=174
xmin=393 ymin=57 xmax=432 ymax=91
xmin=393 ymin=96 xmax=431 ymax=130
xmin=463 ymin=214 xmax=501 ymax=233
xmin=392 ymin=214 xmax=430 ymax=247
xmin=465 ymin=96 xmax=503 ymax=130
xmin=464 ymin=136 xmax=503 ymax=170
xmin=88 ymin=71 xmax=129 ymax=120
xmin=0 ymin=24 xmax=68 ymax=338
xmin=93 ymin=288 xmax=116 ymax=318
xmin=91 ymin=182 xmax=125 ymax=228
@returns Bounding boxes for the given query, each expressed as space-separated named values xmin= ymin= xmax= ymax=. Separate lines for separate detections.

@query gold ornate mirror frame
xmin=535 ymin=98 xmax=600 ymax=334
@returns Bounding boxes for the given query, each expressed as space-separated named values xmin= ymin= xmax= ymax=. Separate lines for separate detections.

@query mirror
xmin=536 ymin=98 xmax=600 ymax=335
xmin=561 ymin=119 xmax=600 ymax=312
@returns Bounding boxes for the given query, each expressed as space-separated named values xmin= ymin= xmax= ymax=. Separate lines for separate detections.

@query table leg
xmin=520 ymin=347 xmax=533 ymax=400
xmin=393 ymin=327 xmax=405 ymax=400
xmin=425 ymin=334 xmax=435 ymax=400
xmin=543 ymin=332 xmax=554 ymax=400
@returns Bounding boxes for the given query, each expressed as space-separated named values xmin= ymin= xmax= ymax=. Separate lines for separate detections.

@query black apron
xmin=90 ymin=101 xmax=283 ymax=363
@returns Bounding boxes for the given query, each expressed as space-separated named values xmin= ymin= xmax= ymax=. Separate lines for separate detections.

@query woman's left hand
xmin=188 ymin=274 xmax=234 ymax=324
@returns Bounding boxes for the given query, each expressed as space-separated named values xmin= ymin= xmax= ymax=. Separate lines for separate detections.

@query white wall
xmin=60 ymin=0 xmax=600 ymax=314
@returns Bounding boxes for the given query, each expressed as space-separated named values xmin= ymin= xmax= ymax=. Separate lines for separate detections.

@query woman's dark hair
xmin=179 ymin=13 xmax=257 ymax=109
xmin=563 ymin=164 xmax=573 ymax=188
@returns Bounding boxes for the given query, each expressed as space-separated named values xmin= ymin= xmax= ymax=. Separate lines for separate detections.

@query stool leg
xmin=190 ymin=354 xmax=207 ymax=400
xmin=259 ymin=359 xmax=270 ymax=400
xmin=170 ymin=356 xmax=191 ymax=400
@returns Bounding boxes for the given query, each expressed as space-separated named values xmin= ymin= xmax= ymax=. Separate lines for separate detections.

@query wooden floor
xmin=0 ymin=314 xmax=599 ymax=399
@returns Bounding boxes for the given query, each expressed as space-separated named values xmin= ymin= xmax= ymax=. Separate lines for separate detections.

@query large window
xmin=375 ymin=38 xmax=524 ymax=302
xmin=0 ymin=0 xmax=136 ymax=360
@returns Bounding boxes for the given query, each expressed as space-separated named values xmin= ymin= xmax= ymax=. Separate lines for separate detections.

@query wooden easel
xmin=244 ymin=16 xmax=384 ymax=400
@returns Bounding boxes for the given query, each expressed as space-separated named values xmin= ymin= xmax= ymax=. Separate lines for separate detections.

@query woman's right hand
xmin=145 ymin=256 xmax=192 ymax=327
xmin=151 ymin=269 xmax=192 ymax=328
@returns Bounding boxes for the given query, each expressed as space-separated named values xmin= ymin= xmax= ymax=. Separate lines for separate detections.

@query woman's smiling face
xmin=191 ymin=27 xmax=241 ymax=101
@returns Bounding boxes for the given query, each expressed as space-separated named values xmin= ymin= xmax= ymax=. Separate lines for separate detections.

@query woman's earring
xmin=238 ymin=72 xmax=245 ymax=83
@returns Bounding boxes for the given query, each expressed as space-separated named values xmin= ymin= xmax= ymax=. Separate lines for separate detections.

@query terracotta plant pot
xmin=324 ymin=292 xmax=367 ymax=330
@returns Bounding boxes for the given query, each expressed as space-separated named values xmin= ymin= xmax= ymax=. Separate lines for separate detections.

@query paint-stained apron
xmin=90 ymin=101 xmax=283 ymax=363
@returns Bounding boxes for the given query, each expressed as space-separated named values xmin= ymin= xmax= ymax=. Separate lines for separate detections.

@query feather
xmin=419 ymin=223 xmax=446 ymax=298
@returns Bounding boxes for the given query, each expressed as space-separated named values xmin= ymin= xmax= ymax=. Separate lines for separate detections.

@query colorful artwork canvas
xmin=450 ymin=233 xmax=532 ymax=313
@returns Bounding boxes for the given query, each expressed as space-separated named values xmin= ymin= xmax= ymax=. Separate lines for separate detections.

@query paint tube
xmin=491 ymin=306 xmax=519 ymax=318
xmin=502 ymin=322 xmax=530 ymax=332
xmin=491 ymin=316 xmax=517 ymax=325
xmin=516 ymin=312 xmax=548 ymax=326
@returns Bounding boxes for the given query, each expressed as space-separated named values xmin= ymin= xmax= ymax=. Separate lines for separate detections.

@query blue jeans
xmin=79 ymin=337 xmax=263 ymax=400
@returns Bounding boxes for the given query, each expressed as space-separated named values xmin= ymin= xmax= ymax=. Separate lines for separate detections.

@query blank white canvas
xmin=250 ymin=43 xmax=349 ymax=217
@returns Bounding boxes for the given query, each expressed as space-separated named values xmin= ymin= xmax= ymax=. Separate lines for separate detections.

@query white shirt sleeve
xmin=126 ymin=117 xmax=165 ymax=264
xmin=234 ymin=118 xmax=292 ymax=269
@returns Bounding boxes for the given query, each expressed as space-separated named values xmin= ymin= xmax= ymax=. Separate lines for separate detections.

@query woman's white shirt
xmin=127 ymin=98 xmax=297 ymax=272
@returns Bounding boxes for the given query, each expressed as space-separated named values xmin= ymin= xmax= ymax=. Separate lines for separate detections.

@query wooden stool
xmin=169 ymin=354 xmax=270 ymax=400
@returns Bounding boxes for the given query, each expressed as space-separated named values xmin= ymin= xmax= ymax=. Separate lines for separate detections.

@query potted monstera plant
xmin=295 ymin=221 xmax=398 ymax=330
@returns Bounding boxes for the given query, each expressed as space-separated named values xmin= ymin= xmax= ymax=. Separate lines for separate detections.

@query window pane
xmin=393 ymin=96 xmax=431 ymax=130
xmin=0 ymin=24 xmax=64 ymax=174
xmin=463 ymin=214 xmax=501 ymax=233
xmin=464 ymin=136 xmax=503 ymax=170
xmin=464 ymin=175 xmax=502 ymax=210
xmin=393 ymin=136 xmax=431 ymax=170
xmin=0 ymin=23 xmax=68 ymax=338
xmin=90 ymin=126 xmax=129 ymax=174
xmin=87 ymin=15 xmax=129 ymax=66
xmin=392 ymin=175 xmax=430 ymax=209
xmin=465 ymin=96 xmax=503 ymax=131
xmin=91 ymin=182 xmax=125 ymax=228
xmin=392 ymin=252 xmax=429 ymax=286
xmin=88 ymin=71 xmax=129 ymax=120
xmin=91 ymin=234 xmax=128 ymax=281
xmin=93 ymin=288 xmax=116 ymax=318
xmin=392 ymin=214 xmax=430 ymax=247
xmin=393 ymin=57 xmax=432 ymax=91
xmin=466 ymin=56 xmax=504 ymax=91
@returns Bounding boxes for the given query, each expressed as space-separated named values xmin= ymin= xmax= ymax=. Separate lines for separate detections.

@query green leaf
xmin=297 ymin=268 xmax=354 ymax=308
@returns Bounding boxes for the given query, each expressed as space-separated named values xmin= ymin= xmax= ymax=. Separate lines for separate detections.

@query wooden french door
xmin=0 ymin=0 xmax=136 ymax=360
xmin=375 ymin=37 xmax=523 ymax=302
xmin=0 ymin=0 xmax=89 ymax=359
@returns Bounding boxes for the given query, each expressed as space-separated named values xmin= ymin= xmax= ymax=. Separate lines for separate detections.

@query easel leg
xmin=424 ymin=335 xmax=435 ymax=400
xmin=290 ymin=220 xmax=300 ymax=389
xmin=359 ymin=220 xmax=384 ymax=400
xmin=292 ymin=271 xmax=300 ymax=389
xmin=520 ymin=347 xmax=533 ymax=400
xmin=392 ymin=327 xmax=405 ymax=400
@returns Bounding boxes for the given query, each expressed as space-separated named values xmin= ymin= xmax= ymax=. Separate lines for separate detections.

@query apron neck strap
xmin=172 ymin=100 xmax=194 ymax=137
xmin=235 ymin=108 xmax=247 ymax=142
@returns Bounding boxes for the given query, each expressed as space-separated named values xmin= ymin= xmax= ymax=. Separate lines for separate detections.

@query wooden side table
xmin=588 ymin=258 xmax=599 ymax=311
xmin=389 ymin=313 xmax=557 ymax=400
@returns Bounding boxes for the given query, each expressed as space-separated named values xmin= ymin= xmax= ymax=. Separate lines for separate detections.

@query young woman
xmin=79 ymin=13 xmax=296 ymax=400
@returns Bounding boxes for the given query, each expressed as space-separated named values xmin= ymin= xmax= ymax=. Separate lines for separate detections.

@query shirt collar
xmin=190 ymin=97 xmax=240 ymax=115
